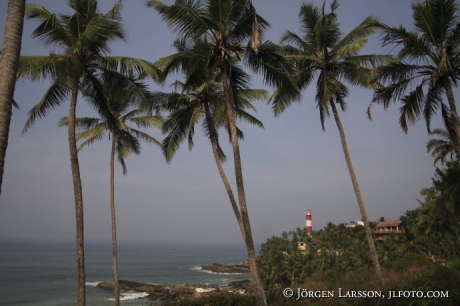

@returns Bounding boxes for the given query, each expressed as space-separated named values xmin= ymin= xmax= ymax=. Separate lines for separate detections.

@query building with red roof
xmin=374 ymin=220 xmax=405 ymax=241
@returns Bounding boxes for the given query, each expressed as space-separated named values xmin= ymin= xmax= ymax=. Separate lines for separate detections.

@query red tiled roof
xmin=376 ymin=220 xmax=404 ymax=228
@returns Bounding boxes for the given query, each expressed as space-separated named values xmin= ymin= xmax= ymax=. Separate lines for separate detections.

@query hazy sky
xmin=0 ymin=0 xmax=455 ymax=247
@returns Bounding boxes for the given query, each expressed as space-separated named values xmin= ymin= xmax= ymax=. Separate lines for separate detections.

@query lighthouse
xmin=306 ymin=209 xmax=312 ymax=235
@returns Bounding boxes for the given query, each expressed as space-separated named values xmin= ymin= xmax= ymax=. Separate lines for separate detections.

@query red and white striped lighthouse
xmin=306 ymin=209 xmax=312 ymax=234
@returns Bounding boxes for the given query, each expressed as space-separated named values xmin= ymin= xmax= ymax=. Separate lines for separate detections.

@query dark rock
xmin=98 ymin=280 xmax=220 ymax=302
xmin=222 ymin=279 xmax=253 ymax=294
xmin=200 ymin=261 xmax=250 ymax=273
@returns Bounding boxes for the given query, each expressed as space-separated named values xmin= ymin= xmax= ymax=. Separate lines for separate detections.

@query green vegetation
xmin=173 ymin=293 xmax=256 ymax=306
xmin=257 ymin=161 xmax=460 ymax=305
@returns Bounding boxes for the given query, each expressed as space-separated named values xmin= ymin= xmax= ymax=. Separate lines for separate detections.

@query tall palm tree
xmin=159 ymin=37 xmax=266 ymax=241
xmin=0 ymin=0 xmax=26 ymax=195
xmin=272 ymin=0 xmax=387 ymax=290
xmin=371 ymin=0 xmax=460 ymax=152
xmin=427 ymin=128 xmax=458 ymax=166
xmin=60 ymin=76 xmax=162 ymax=306
xmin=17 ymin=1 xmax=159 ymax=304
xmin=148 ymin=1 xmax=297 ymax=304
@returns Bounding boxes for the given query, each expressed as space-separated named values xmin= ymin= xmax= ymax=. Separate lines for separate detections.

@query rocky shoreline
xmin=200 ymin=259 xmax=250 ymax=274
xmin=97 ymin=261 xmax=251 ymax=303
xmin=98 ymin=279 xmax=252 ymax=304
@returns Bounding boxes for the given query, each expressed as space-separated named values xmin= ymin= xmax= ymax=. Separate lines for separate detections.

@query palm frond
xmin=101 ymin=57 xmax=162 ymax=82
xmin=58 ymin=116 xmax=101 ymax=131
xmin=244 ymin=41 xmax=299 ymax=99
xmin=334 ymin=16 xmax=380 ymax=54
xmin=105 ymin=0 xmax=123 ymax=20
xmin=234 ymin=108 xmax=264 ymax=129
xmin=128 ymin=128 xmax=162 ymax=148
xmin=25 ymin=4 xmax=73 ymax=48
xmin=423 ymin=79 xmax=444 ymax=134
xmin=129 ymin=116 xmax=164 ymax=129
xmin=147 ymin=0 xmax=216 ymax=40
xmin=154 ymin=40 xmax=210 ymax=80
xmin=75 ymin=124 xmax=107 ymax=151
xmin=162 ymin=102 xmax=202 ymax=163
xmin=17 ymin=55 xmax=70 ymax=81
xmin=280 ymin=31 xmax=309 ymax=52
xmin=80 ymin=72 xmax=118 ymax=129
xmin=23 ymin=78 xmax=73 ymax=134
xmin=426 ymin=128 xmax=455 ymax=165
xmin=399 ymin=85 xmax=424 ymax=133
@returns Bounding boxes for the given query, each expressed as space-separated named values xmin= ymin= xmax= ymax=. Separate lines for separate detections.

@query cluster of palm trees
xmin=259 ymin=198 xmax=460 ymax=289
xmin=15 ymin=2 xmax=163 ymax=305
xmin=1 ymin=0 xmax=460 ymax=305
xmin=258 ymin=224 xmax=374 ymax=287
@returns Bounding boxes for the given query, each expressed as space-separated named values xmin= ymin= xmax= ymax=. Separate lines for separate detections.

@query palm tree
xmin=427 ymin=128 xmax=458 ymax=166
xmin=60 ymin=76 xmax=162 ymax=306
xmin=148 ymin=1 xmax=297 ymax=304
xmin=163 ymin=52 xmax=267 ymax=240
xmin=371 ymin=0 xmax=460 ymax=152
xmin=159 ymin=37 xmax=266 ymax=240
xmin=272 ymin=0 xmax=387 ymax=290
xmin=0 ymin=0 xmax=26 ymax=195
xmin=17 ymin=1 xmax=159 ymax=304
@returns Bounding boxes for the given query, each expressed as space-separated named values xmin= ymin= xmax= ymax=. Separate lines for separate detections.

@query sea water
xmin=0 ymin=240 xmax=251 ymax=305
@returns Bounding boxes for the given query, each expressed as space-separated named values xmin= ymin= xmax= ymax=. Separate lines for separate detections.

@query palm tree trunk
xmin=330 ymin=101 xmax=386 ymax=291
xmin=68 ymin=87 xmax=86 ymax=305
xmin=444 ymin=81 xmax=460 ymax=155
xmin=0 ymin=0 xmax=26 ymax=195
xmin=222 ymin=66 xmax=267 ymax=306
xmin=110 ymin=135 xmax=120 ymax=306
xmin=203 ymin=101 xmax=246 ymax=240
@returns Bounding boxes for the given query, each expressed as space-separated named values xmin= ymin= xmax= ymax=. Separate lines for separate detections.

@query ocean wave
xmin=195 ymin=288 xmax=216 ymax=293
xmin=107 ymin=291 xmax=149 ymax=301
xmin=85 ymin=281 xmax=101 ymax=287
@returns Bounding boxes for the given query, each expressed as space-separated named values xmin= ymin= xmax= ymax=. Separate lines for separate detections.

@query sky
xmin=0 ymin=0 xmax=456 ymax=247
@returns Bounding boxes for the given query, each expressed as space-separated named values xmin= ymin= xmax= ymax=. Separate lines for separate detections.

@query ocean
xmin=0 ymin=240 xmax=252 ymax=305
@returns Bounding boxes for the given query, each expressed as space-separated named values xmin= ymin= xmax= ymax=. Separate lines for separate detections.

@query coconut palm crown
xmin=371 ymin=0 xmax=460 ymax=151
xmin=159 ymin=37 xmax=266 ymax=242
